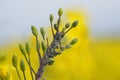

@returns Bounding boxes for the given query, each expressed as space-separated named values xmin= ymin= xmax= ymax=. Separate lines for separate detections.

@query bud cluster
xmin=12 ymin=8 xmax=79 ymax=80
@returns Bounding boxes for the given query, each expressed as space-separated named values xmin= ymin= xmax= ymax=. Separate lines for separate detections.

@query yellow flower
xmin=0 ymin=65 xmax=11 ymax=80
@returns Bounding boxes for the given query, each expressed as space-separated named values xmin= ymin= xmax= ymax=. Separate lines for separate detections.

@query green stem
xmin=57 ymin=16 xmax=61 ymax=32
xmin=50 ymin=21 xmax=54 ymax=38
xmin=16 ymin=67 xmax=21 ymax=80
xmin=28 ymin=54 xmax=34 ymax=80
xmin=64 ymin=27 xmax=72 ymax=35
xmin=23 ymin=71 xmax=26 ymax=80
xmin=24 ymin=55 xmax=36 ymax=75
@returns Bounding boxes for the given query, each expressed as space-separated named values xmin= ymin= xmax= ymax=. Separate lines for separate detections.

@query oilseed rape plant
xmin=11 ymin=8 xmax=79 ymax=80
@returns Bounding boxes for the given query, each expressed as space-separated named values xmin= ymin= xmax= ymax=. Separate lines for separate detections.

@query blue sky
xmin=0 ymin=0 xmax=120 ymax=45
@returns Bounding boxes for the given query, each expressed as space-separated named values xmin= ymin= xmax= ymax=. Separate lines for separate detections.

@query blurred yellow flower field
xmin=0 ymin=9 xmax=120 ymax=80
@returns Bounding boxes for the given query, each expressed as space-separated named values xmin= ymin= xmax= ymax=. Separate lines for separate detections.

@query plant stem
xmin=36 ymin=36 xmax=42 ymax=64
xmin=28 ymin=54 xmax=34 ymax=80
xmin=36 ymin=33 xmax=61 ymax=80
xmin=23 ymin=71 xmax=26 ymax=80
xmin=57 ymin=16 xmax=61 ymax=32
xmin=16 ymin=68 xmax=21 ymax=80
xmin=50 ymin=21 xmax=54 ymax=38
xmin=64 ymin=27 xmax=72 ymax=35
xmin=24 ymin=55 xmax=36 ymax=75
xmin=35 ymin=36 xmax=44 ymax=80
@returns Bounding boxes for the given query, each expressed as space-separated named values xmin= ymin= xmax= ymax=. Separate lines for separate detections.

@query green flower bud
xmin=47 ymin=58 xmax=54 ymax=65
xmin=66 ymin=44 xmax=71 ymax=49
xmin=20 ymin=60 xmax=25 ymax=72
xmin=25 ymin=42 xmax=30 ymax=54
xmin=40 ymin=27 xmax=45 ymax=40
xmin=49 ymin=14 xmax=54 ymax=23
xmin=54 ymin=24 xmax=58 ymax=31
xmin=71 ymin=20 xmax=79 ymax=28
xmin=58 ymin=8 xmax=63 ymax=17
xmin=36 ymin=41 xmax=40 ymax=51
xmin=41 ymin=41 xmax=46 ymax=53
xmin=70 ymin=38 xmax=78 ymax=45
xmin=12 ymin=54 xmax=18 ymax=68
xmin=19 ymin=44 xmax=26 ymax=56
xmin=31 ymin=26 xmax=38 ymax=36
xmin=60 ymin=46 xmax=65 ymax=51
xmin=65 ymin=23 xmax=70 ymax=28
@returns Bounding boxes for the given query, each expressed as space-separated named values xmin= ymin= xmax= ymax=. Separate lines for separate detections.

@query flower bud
xmin=65 ymin=23 xmax=70 ymax=28
xmin=31 ymin=26 xmax=38 ymax=36
xmin=12 ymin=54 xmax=18 ymax=68
xmin=40 ymin=27 xmax=45 ymax=40
xmin=20 ymin=60 xmax=25 ymax=72
xmin=25 ymin=42 xmax=30 ymax=54
xmin=71 ymin=20 xmax=79 ymax=28
xmin=66 ymin=44 xmax=71 ymax=49
xmin=58 ymin=8 xmax=63 ymax=17
xmin=49 ymin=14 xmax=54 ymax=23
xmin=60 ymin=46 xmax=65 ymax=51
xmin=70 ymin=38 xmax=78 ymax=45
xmin=54 ymin=24 xmax=58 ymax=31
xmin=47 ymin=58 xmax=54 ymax=65
xmin=19 ymin=44 xmax=26 ymax=56
xmin=42 ymin=41 xmax=46 ymax=53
